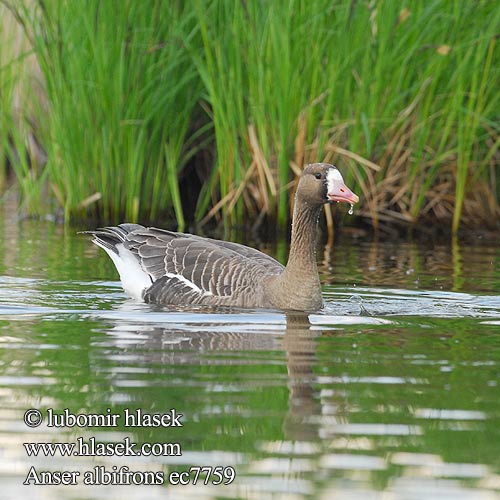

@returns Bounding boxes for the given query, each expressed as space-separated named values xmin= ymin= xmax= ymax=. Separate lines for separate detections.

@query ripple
xmin=2 ymin=275 xmax=500 ymax=322
xmin=324 ymin=287 xmax=500 ymax=318
xmin=314 ymin=423 xmax=423 ymax=436
xmin=320 ymin=453 xmax=386 ymax=470
xmin=413 ymin=408 xmax=487 ymax=420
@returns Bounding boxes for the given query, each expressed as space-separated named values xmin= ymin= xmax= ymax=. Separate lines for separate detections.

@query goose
xmin=84 ymin=163 xmax=359 ymax=311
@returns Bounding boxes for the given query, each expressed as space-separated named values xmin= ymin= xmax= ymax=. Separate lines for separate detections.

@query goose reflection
xmin=281 ymin=312 xmax=320 ymax=441
xmin=100 ymin=306 xmax=321 ymax=442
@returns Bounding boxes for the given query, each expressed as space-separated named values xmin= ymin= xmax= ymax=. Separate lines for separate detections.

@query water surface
xmin=0 ymin=218 xmax=499 ymax=499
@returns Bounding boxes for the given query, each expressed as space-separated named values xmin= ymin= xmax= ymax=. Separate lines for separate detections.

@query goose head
xmin=296 ymin=163 xmax=359 ymax=207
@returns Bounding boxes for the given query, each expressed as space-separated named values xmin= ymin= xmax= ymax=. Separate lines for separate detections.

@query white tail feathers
xmin=96 ymin=242 xmax=152 ymax=300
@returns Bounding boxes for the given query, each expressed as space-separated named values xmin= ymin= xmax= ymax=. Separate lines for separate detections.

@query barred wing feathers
xmin=87 ymin=225 xmax=284 ymax=306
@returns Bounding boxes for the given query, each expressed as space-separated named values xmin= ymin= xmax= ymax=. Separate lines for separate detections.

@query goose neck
xmin=285 ymin=200 xmax=321 ymax=275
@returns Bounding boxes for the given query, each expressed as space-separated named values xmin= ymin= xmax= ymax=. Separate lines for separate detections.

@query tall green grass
xmin=5 ymin=0 xmax=204 ymax=227
xmin=192 ymin=0 xmax=500 ymax=232
xmin=1 ymin=0 xmax=499 ymax=233
xmin=0 ymin=3 xmax=47 ymax=213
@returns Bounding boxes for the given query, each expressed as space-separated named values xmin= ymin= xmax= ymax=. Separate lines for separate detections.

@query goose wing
xmin=122 ymin=225 xmax=284 ymax=299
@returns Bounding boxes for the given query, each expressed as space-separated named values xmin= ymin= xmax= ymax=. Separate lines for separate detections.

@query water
xmin=0 ymin=218 xmax=500 ymax=499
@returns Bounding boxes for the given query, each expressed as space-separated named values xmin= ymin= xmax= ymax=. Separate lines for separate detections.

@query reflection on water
xmin=0 ymin=218 xmax=499 ymax=499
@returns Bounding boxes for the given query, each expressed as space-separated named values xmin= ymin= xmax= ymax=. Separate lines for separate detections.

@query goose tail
xmin=80 ymin=224 xmax=153 ymax=300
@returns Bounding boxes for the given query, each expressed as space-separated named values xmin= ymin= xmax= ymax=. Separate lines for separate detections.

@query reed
xmin=1 ymin=0 xmax=499 ymax=234
xmin=192 ymin=0 xmax=500 ymax=232
xmin=0 ymin=2 xmax=46 ymax=213
xmin=4 ymin=0 xmax=204 ymax=228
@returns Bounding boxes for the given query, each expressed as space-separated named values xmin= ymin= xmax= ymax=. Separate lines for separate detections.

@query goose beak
xmin=327 ymin=182 xmax=359 ymax=204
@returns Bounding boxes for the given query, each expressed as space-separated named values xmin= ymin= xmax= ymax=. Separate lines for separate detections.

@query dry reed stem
xmin=294 ymin=112 xmax=307 ymax=170
xmin=248 ymin=124 xmax=276 ymax=196
xmin=199 ymin=189 xmax=235 ymax=226
xmin=50 ymin=182 xmax=64 ymax=207
xmin=324 ymin=204 xmax=334 ymax=246
xmin=200 ymin=152 xmax=265 ymax=225
xmin=227 ymin=161 xmax=257 ymax=213
xmin=325 ymin=144 xmax=381 ymax=172
xmin=77 ymin=192 xmax=102 ymax=210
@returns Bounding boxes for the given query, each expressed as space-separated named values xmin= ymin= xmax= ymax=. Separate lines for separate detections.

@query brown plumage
xmin=84 ymin=163 xmax=359 ymax=311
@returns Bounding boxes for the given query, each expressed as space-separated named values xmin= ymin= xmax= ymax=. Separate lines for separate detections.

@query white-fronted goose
xmin=85 ymin=163 xmax=359 ymax=311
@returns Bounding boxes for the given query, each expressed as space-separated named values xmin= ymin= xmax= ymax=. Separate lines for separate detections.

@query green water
xmin=0 ymin=219 xmax=499 ymax=499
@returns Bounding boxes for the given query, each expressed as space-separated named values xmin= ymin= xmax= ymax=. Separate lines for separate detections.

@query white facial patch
xmin=326 ymin=167 xmax=344 ymax=193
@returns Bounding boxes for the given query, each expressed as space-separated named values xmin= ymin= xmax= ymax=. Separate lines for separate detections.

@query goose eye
xmin=314 ymin=172 xmax=322 ymax=180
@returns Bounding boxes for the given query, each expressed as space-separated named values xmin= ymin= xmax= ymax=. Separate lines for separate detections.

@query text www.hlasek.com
xmin=24 ymin=437 xmax=180 ymax=457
